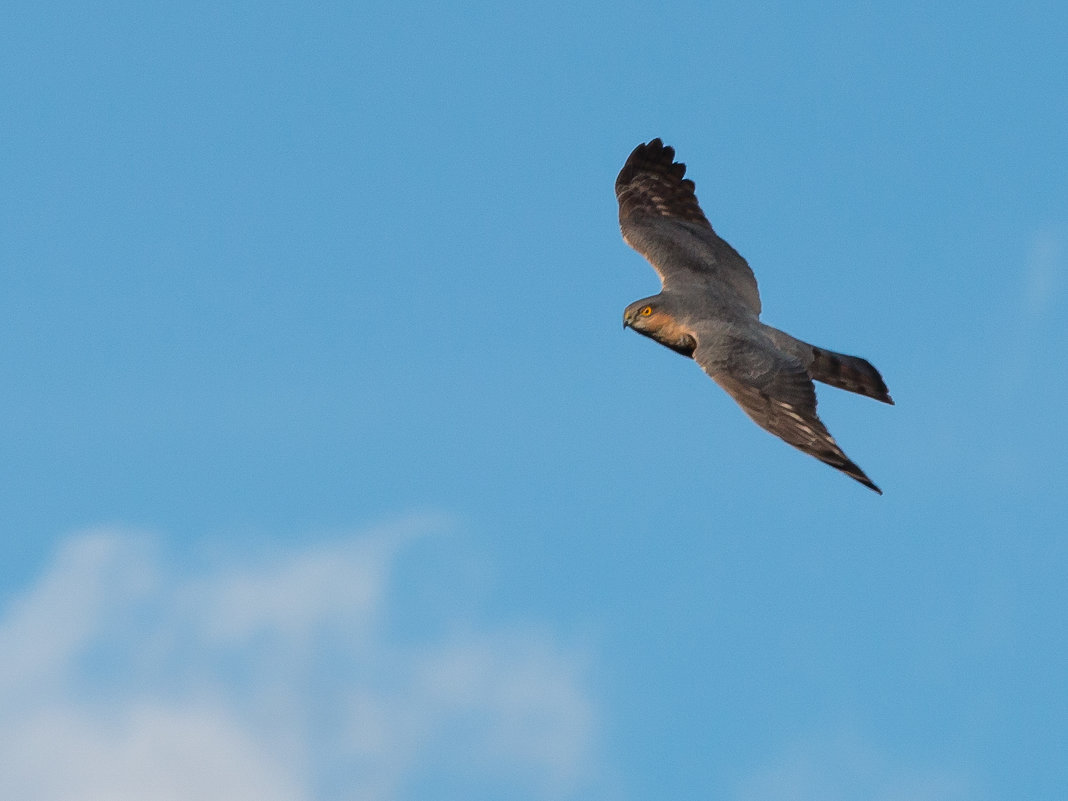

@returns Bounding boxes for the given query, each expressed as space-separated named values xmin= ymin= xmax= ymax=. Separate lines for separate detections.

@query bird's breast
xmin=642 ymin=315 xmax=697 ymax=357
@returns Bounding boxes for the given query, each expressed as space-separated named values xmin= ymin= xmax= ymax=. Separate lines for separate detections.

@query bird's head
xmin=622 ymin=295 xmax=697 ymax=357
xmin=622 ymin=297 xmax=665 ymax=334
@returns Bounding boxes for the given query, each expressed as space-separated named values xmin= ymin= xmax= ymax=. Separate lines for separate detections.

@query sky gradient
xmin=4 ymin=2 xmax=1067 ymax=799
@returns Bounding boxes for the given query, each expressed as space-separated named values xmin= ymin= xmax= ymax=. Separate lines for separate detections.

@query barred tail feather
xmin=810 ymin=347 xmax=894 ymax=404
xmin=762 ymin=327 xmax=894 ymax=405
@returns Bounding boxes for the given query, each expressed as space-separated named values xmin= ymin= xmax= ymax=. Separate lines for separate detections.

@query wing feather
xmin=616 ymin=139 xmax=762 ymax=314
xmin=694 ymin=336 xmax=881 ymax=493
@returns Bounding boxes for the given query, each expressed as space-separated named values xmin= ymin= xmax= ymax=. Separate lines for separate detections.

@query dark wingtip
xmin=642 ymin=137 xmax=667 ymax=155
xmin=617 ymin=138 xmax=683 ymax=191
xmin=850 ymin=467 xmax=883 ymax=495
xmin=827 ymin=452 xmax=882 ymax=494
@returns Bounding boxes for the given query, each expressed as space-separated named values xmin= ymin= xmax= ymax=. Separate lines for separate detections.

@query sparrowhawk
xmin=617 ymin=139 xmax=893 ymax=493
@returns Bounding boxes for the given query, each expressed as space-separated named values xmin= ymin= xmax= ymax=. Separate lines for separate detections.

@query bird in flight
xmin=617 ymin=139 xmax=893 ymax=493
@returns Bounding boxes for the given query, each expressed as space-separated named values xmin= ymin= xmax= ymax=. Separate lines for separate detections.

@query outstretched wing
xmin=616 ymin=139 xmax=762 ymax=314
xmin=694 ymin=336 xmax=881 ymax=493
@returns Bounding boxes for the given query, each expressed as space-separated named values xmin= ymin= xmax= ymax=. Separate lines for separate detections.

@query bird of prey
xmin=617 ymin=139 xmax=893 ymax=493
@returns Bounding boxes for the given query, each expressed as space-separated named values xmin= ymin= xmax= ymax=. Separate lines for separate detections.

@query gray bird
xmin=617 ymin=139 xmax=893 ymax=493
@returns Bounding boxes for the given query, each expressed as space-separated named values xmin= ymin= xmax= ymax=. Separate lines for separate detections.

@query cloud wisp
xmin=0 ymin=521 xmax=597 ymax=801
xmin=1024 ymin=226 xmax=1065 ymax=319
xmin=732 ymin=726 xmax=978 ymax=801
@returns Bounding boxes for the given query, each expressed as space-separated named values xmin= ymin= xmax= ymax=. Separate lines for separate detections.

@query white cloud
xmin=1024 ymin=226 xmax=1064 ymax=318
xmin=0 ymin=520 xmax=598 ymax=801
xmin=0 ymin=531 xmax=158 ymax=704
xmin=732 ymin=727 xmax=979 ymax=801
xmin=1 ymin=702 xmax=303 ymax=801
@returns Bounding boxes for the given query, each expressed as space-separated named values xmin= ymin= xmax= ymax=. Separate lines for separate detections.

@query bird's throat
xmin=640 ymin=327 xmax=696 ymax=358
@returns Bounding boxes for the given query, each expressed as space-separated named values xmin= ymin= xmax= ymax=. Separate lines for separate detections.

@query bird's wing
xmin=694 ymin=335 xmax=881 ymax=493
xmin=616 ymin=139 xmax=761 ymax=315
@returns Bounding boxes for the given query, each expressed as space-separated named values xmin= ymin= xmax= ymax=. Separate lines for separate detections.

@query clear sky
xmin=3 ymin=1 xmax=1067 ymax=799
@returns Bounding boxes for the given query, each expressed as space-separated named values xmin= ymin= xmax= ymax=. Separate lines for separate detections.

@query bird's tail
xmin=809 ymin=346 xmax=894 ymax=404
xmin=764 ymin=328 xmax=894 ymax=405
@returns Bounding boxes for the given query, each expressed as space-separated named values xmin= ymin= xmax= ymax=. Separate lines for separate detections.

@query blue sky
xmin=3 ymin=1 xmax=1067 ymax=799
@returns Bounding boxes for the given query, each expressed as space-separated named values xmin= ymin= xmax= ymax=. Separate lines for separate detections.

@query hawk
xmin=617 ymin=139 xmax=893 ymax=493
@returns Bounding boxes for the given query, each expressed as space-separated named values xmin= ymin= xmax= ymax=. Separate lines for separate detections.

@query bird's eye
xmin=640 ymin=306 xmax=653 ymax=316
